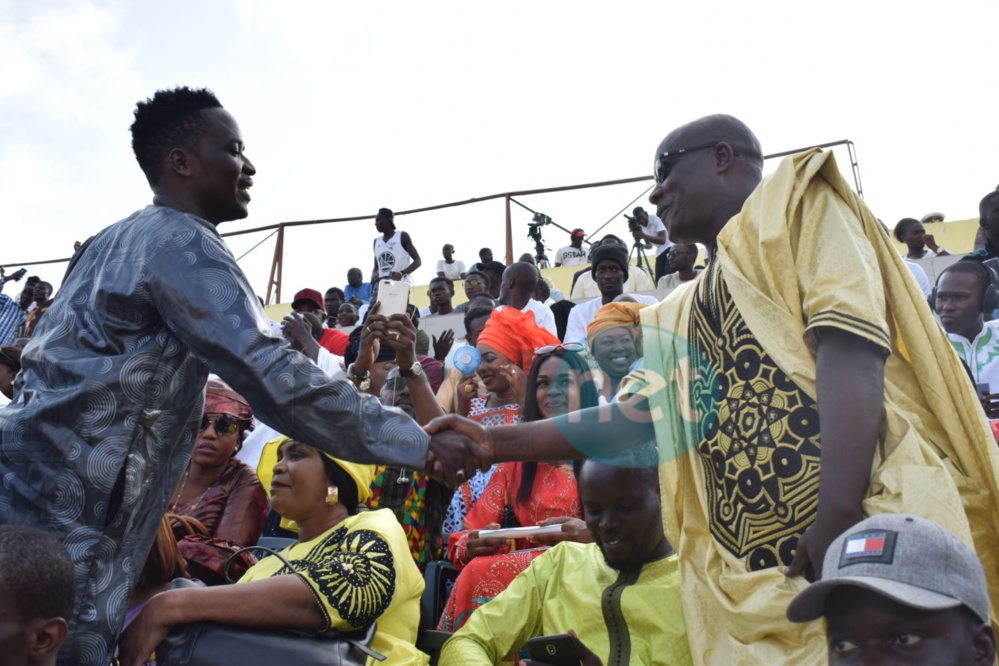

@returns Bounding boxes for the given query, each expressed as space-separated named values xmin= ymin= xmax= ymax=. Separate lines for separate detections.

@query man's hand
xmin=382 ymin=313 xmax=419 ymax=369
xmin=281 ymin=313 xmax=312 ymax=347
xmin=425 ymin=414 xmax=494 ymax=487
xmin=785 ymin=508 xmax=862 ymax=581
xmin=532 ymin=516 xmax=593 ymax=546
xmin=433 ymin=329 xmax=455 ymax=363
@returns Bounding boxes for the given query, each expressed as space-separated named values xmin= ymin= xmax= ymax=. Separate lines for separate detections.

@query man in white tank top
xmin=372 ymin=207 xmax=422 ymax=284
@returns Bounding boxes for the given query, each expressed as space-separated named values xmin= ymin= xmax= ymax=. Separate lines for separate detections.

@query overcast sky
xmin=2 ymin=1 xmax=996 ymax=299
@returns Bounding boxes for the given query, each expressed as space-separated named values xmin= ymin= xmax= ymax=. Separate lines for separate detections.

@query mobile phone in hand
xmin=377 ymin=279 xmax=410 ymax=317
xmin=527 ymin=634 xmax=580 ymax=666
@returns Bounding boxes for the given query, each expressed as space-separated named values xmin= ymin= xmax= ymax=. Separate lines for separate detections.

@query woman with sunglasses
xmin=442 ymin=307 xmax=560 ymax=543
xmin=167 ymin=379 xmax=268 ymax=585
xmin=438 ymin=343 xmax=599 ymax=631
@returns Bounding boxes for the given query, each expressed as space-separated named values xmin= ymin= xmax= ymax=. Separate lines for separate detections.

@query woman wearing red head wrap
xmin=442 ymin=308 xmax=561 ymax=554
xmin=167 ymin=378 xmax=269 ymax=585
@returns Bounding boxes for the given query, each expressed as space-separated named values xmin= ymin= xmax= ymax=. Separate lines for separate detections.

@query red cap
xmin=571 ymin=228 xmax=585 ymax=238
xmin=292 ymin=288 xmax=324 ymax=312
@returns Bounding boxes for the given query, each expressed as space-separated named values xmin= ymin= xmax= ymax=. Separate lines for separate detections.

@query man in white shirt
xmin=554 ymin=228 xmax=589 ymax=267
xmin=657 ymin=244 xmax=704 ymax=295
xmin=436 ymin=244 xmax=466 ymax=280
xmin=630 ymin=207 xmax=673 ymax=282
xmin=372 ymin=207 xmax=422 ymax=283
xmin=498 ymin=261 xmax=558 ymax=337
xmin=564 ymin=244 xmax=658 ymax=345
xmin=570 ymin=236 xmax=655 ymax=299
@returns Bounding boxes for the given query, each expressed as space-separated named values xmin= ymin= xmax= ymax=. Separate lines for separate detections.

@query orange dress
xmin=438 ymin=461 xmax=580 ymax=631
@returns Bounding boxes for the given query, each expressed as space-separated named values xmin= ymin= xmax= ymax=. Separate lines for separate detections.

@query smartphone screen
xmin=377 ymin=279 xmax=411 ymax=317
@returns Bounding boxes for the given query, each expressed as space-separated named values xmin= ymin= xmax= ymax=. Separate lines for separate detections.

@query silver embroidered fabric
xmin=0 ymin=205 xmax=429 ymax=665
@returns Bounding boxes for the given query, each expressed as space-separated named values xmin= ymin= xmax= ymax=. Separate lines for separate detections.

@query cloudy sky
xmin=2 ymin=1 xmax=996 ymax=299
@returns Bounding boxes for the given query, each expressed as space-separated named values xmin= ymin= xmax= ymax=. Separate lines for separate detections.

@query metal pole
xmin=505 ymin=194 xmax=513 ymax=265
xmin=265 ymin=224 xmax=285 ymax=304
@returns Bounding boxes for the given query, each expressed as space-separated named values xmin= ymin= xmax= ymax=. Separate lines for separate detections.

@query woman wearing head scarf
xmin=119 ymin=437 xmax=428 ymax=666
xmin=442 ymin=307 xmax=560 ymax=543
xmin=168 ymin=379 xmax=268 ymax=585
xmin=437 ymin=346 xmax=600 ymax=631
xmin=586 ymin=301 xmax=645 ymax=401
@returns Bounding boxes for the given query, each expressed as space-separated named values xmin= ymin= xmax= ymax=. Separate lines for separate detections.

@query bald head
xmin=650 ymin=114 xmax=764 ymax=248
xmin=499 ymin=261 xmax=540 ymax=309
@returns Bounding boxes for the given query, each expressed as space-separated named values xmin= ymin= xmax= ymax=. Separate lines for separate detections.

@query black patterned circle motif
xmin=688 ymin=264 xmax=821 ymax=571
xmin=294 ymin=526 xmax=396 ymax=628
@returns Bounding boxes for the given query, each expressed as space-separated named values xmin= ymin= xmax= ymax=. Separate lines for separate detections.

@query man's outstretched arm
xmin=426 ymin=395 xmax=658 ymax=471
xmin=787 ymin=327 xmax=885 ymax=578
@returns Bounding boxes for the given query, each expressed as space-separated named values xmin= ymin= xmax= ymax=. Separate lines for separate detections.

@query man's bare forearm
xmin=814 ymin=328 xmax=886 ymax=521
xmin=490 ymin=399 xmax=657 ymax=462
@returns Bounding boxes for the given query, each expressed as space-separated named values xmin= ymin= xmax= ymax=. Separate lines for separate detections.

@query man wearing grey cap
xmin=787 ymin=514 xmax=996 ymax=665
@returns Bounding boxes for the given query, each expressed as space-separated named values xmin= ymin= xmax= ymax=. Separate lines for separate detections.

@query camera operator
xmin=628 ymin=206 xmax=673 ymax=281
xmin=554 ymin=228 xmax=588 ymax=267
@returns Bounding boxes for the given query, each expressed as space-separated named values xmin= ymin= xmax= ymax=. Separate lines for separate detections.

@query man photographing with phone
xmin=439 ymin=448 xmax=692 ymax=666
xmin=0 ymin=266 xmax=29 ymax=346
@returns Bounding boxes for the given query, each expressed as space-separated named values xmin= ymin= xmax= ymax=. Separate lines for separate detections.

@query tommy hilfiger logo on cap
xmin=838 ymin=529 xmax=898 ymax=567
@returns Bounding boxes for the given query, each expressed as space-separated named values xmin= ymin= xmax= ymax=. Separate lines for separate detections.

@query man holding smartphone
xmin=440 ymin=452 xmax=692 ymax=665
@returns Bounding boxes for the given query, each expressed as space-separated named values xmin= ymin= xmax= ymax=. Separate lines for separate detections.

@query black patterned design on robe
xmin=688 ymin=261 xmax=822 ymax=571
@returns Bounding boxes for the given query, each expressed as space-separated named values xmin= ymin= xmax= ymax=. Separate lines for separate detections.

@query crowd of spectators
xmin=2 ymin=88 xmax=998 ymax=666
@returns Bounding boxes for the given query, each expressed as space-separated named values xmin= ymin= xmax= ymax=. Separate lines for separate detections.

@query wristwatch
xmin=347 ymin=363 xmax=371 ymax=391
xmin=399 ymin=361 xmax=424 ymax=379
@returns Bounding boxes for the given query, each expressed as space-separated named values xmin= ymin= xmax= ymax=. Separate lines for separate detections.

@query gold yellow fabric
xmin=622 ymin=150 xmax=999 ymax=665
xmin=257 ymin=435 xmax=376 ymax=503
xmin=586 ymin=302 xmax=645 ymax=356
xmin=240 ymin=509 xmax=428 ymax=665
xmin=439 ymin=542 xmax=691 ymax=666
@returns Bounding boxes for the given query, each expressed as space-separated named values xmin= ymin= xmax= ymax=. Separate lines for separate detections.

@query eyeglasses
xmin=667 ymin=248 xmax=695 ymax=258
xmin=464 ymin=279 xmax=485 ymax=288
xmin=653 ymin=142 xmax=740 ymax=185
xmin=200 ymin=413 xmax=240 ymax=435
xmin=534 ymin=342 xmax=585 ymax=356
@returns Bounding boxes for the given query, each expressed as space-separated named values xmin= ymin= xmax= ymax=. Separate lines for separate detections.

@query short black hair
xmin=430 ymin=276 xmax=454 ymax=291
xmin=325 ymin=287 xmax=345 ymax=299
xmin=479 ymin=247 xmax=492 ymax=256
xmin=941 ymin=260 xmax=995 ymax=292
xmin=0 ymin=526 xmax=75 ymax=621
xmin=464 ymin=305 xmax=494 ymax=338
xmin=893 ymin=217 xmax=921 ymax=242
xmin=130 ymin=87 xmax=223 ymax=185
xmin=980 ymin=191 xmax=999 ymax=220
xmin=377 ymin=207 xmax=394 ymax=219
xmin=320 ymin=455 xmax=360 ymax=515
xmin=35 ymin=281 xmax=53 ymax=293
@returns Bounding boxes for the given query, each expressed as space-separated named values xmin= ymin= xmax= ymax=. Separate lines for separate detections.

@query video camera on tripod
xmin=623 ymin=213 xmax=641 ymax=232
xmin=527 ymin=212 xmax=552 ymax=268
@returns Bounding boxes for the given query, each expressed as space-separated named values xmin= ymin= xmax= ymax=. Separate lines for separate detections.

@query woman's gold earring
xmin=326 ymin=486 xmax=339 ymax=506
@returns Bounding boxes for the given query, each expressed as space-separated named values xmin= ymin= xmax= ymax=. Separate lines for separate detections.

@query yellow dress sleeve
xmin=793 ymin=179 xmax=891 ymax=353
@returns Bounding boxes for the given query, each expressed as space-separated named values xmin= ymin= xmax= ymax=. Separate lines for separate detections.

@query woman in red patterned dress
xmin=438 ymin=345 xmax=601 ymax=631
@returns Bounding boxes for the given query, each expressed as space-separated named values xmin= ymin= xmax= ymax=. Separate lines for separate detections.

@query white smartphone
xmin=377 ymin=279 xmax=411 ymax=317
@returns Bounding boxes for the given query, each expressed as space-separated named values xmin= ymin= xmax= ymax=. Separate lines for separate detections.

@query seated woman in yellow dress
xmin=117 ymin=436 xmax=428 ymax=666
